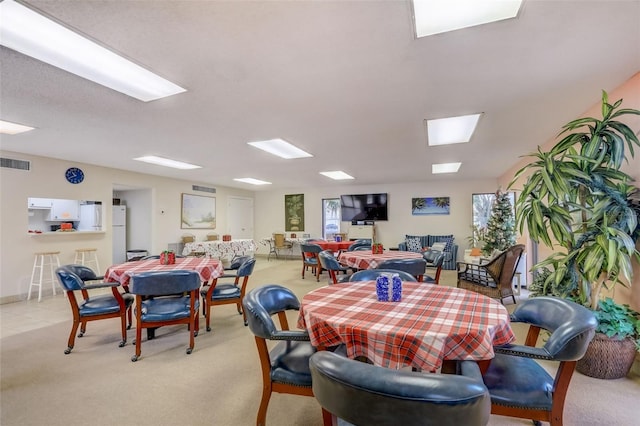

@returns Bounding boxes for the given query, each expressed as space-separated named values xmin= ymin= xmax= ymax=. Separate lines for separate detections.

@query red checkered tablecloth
xmin=338 ymin=250 xmax=424 ymax=270
xmin=297 ymin=281 xmax=515 ymax=371
xmin=104 ymin=257 xmax=224 ymax=287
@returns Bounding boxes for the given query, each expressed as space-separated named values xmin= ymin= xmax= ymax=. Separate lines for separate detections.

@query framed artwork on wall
xmin=411 ymin=197 xmax=450 ymax=215
xmin=181 ymin=193 xmax=216 ymax=229
xmin=285 ymin=194 xmax=304 ymax=231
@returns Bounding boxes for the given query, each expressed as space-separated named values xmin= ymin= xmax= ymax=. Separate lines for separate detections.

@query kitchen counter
xmin=27 ymin=231 xmax=105 ymax=236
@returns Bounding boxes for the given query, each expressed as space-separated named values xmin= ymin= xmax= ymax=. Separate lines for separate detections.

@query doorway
xmin=228 ymin=196 xmax=254 ymax=239
xmin=322 ymin=198 xmax=341 ymax=239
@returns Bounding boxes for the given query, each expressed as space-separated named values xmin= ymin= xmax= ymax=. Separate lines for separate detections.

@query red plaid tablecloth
xmin=338 ymin=250 xmax=424 ymax=270
xmin=104 ymin=258 xmax=224 ymax=287
xmin=297 ymin=281 xmax=515 ymax=371
xmin=314 ymin=241 xmax=354 ymax=251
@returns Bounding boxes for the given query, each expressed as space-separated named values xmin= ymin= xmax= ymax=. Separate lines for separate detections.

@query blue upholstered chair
xmin=318 ymin=250 xmax=349 ymax=284
xmin=55 ymin=265 xmax=133 ymax=354
xmin=310 ymin=351 xmax=490 ymax=426
xmin=243 ymin=285 xmax=316 ymax=426
xmin=300 ymin=243 xmax=323 ymax=281
xmin=376 ymin=258 xmax=427 ymax=282
xmin=129 ymin=270 xmax=201 ymax=362
xmin=349 ymin=269 xmax=417 ymax=282
xmin=483 ymin=296 xmax=597 ymax=426
xmin=200 ymin=256 xmax=256 ymax=331
xmin=423 ymin=249 xmax=445 ymax=284
xmin=347 ymin=239 xmax=372 ymax=251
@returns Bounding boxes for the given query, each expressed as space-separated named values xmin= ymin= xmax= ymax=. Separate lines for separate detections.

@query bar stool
xmin=29 ymin=251 xmax=61 ymax=302
xmin=74 ymin=248 xmax=100 ymax=275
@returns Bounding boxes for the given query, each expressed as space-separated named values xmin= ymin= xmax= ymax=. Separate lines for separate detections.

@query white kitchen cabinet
xmin=47 ymin=199 xmax=80 ymax=221
xmin=27 ymin=198 xmax=53 ymax=209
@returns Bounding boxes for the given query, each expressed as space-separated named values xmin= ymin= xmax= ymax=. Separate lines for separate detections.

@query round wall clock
xmin=65 ymin=167 xmax=84 ymax=184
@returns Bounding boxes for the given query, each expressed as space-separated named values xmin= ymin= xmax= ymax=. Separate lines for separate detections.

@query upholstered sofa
xmin=397 ymin=234 xmax=458 ymax=270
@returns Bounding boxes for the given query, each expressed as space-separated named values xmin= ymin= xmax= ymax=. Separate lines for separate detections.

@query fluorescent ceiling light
xmin=426 ymin=113 xmax=482 ymax=146
xmin=233 ymin=178 xmax=272 ymax=186
xmin=247 ymin=139 xmax=313 ymax=159
xmin=432 ymin=162 xmax=462 ymax=174
xmin=0 ymin=119 xmax=35 ymax=134
xmin=0 ymin=0 xmax=186 ymax=102
xmin=413 ymin=0 xmax=522 ymax=37
xmin=134 ymin=156 xmax=201 ymax=170
xmin=320 ymin=171 xmax=354 ymax=180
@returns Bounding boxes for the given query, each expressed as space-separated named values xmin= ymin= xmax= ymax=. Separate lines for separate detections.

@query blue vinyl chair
xmin=300 ymin=243 xmax=323 ymax=281
xmin=483 ymin=296 xmax=597 ymax=426
xmin=243 ymin=285 xmax=316 ymax=426
xmin=200 ymin=256 xmax=256 ymax=331
xmin=129 ymin=270 xmax=201 ymax=361
xmin=310 ymin=351 xmax=490 ymax=426
xmin=349 ymin=269 xmax=417 ymax=282
xmin=347 ymin=239 xmax=372 ymax=251
xmin=55 ymin=265 xmax=134 ymax=354
xmin=423 ymin=249 xmax=445 ymax=284
xmin=318 ymin=250 xmax=350 ymax=284
xmin=376 ymin=258 xmax=427 ymax=282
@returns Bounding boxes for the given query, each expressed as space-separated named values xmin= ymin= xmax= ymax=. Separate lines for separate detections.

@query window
xmin=322 ymin=198 xmax=341 ymax=240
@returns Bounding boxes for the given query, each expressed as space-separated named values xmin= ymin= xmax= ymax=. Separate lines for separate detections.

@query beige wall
xmin=500 ymin=72 xmax=640 ymax=310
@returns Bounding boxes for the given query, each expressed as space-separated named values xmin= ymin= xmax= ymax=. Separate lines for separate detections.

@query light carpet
xmin=1 ymin=258 xmax=639 ymax=425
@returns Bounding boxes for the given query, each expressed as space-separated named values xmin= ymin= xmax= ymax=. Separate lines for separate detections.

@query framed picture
xmin=181 ymin=193 xmax=216 ymax=229
xmin=285 ymin=194 xmax=304 ymax=231
xmin=411 ymin=197 xmax=450 ymax=215
xmin=472 ymin=192 xmax=515 ymax=229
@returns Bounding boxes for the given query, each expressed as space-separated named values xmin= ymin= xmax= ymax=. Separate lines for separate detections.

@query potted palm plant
xmin=509 ymin=91 xmax=640 ymax=378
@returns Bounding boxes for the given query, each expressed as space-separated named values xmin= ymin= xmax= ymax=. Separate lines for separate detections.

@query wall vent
xmin=0 ymin=157 xmax=31 ymax=171
xmin=192 ymin=185 xmax=216 ymax=194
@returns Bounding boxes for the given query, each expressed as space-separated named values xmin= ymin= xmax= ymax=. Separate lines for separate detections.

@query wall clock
xmin=65 ymin=167 xmax=84 ymax=184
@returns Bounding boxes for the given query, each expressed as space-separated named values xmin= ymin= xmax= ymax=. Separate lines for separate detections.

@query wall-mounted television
xmin=340 ymin=193 xmax=388 ymax=221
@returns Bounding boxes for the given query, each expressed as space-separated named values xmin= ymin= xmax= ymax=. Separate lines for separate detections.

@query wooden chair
xmin=206 ymin=232 xmax=219 ymax=241
xmin=483 ymin=296 xmax=597 ymax=426
xmin=269 ymin=233 xmax=292 ymax=260
xmin=300 ymin=243 xmax=323 ymax=281
xmin=243 ymin=285 xmax=315 ymax=426
xmin=181 ymin=233 xmax=196 ymax=243
xmin=55 ymin=265 xmax=133 ymax=354
xmin=456 ymin=244 xmax=525 ymax=304
xmin=318 ymin=250 xmax=349 ymax=284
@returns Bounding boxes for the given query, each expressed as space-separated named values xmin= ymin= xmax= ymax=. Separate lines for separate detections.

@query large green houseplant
xmin=509 ymin=91 xmax=640 ymax=377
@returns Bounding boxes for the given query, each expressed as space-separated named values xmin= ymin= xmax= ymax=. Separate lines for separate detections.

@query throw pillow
xmin=430 ymin=242 xmax=447 ymax=252
xmin=405 ymin=237 xmax=423 ymax=253
xmin=432 ymin=235 xmax=454 ymax=252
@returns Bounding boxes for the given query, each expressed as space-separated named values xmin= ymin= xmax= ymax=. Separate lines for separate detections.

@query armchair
xmin=457 ymin=244 xmax=524 ymax=304
xmin=376 ymin=258 xmax=427 ymax=282
xmin=423 ymin=249 xmax=445 ymax=284
xmin=310 ymin=351 xmax=490 ymax=426
xmin=300 ymin=243 xmax=323 ymax=281
xmin=318 ymin=250 xmax=349 ymax=284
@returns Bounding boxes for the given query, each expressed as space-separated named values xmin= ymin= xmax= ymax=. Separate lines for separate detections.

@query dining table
xmin=181 ymin=239 xmax=257 ymax=259
xmin=297 ymin=281 xmax=515 ymax=372
xmin=312 ymin=240 xmax=354 ymax=252
xmin=338 ymin=249 xmax=424 ymax=270
xmin=104 ymin=257 xmax=224 ymax=287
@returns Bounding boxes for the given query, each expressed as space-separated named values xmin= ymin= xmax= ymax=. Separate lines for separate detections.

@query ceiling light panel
xmin=233 ymin=178 xmax=272 ymax=186
xmin=426 ymin=113 xmax=482 ymax=146
xmin=133 ymin=156 xmax=201 ymax=170
xmin=319 ymin=171 xmax=354 ymax=180
xmin=0 ymin=119 xmax=35 ymax=134
xmin=0 ymin=0 xmax=186 ymax=102
xmin=413 ymin=0 xmax=522 ymax=37
xmin=432 ymin=162 xmax=462 ymax=174
xmin=247 ymin=139 xmax=313 ymax=159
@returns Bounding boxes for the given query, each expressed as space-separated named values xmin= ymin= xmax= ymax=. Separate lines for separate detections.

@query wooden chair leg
xmin=65 ymin=320 xmax=80 ymax=354
xmin=256 ymin=387 xmax=271 ymax=426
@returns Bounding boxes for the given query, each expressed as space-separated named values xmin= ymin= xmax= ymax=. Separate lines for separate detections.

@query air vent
xmin=192 ymin=185 xmax=216 ymax=194
xmin=0 ymin=157 xmax=30 ymax=171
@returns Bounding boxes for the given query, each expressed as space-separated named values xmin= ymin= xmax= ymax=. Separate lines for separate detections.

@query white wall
xmin=0 ymin=151 xmax=254 ymax=303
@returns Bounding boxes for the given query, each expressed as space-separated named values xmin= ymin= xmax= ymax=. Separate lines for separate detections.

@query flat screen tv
xmin=340 ymin=193 xmax=388 ymax=221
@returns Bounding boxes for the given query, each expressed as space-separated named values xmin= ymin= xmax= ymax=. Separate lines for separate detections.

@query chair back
xmin=228 ymin=255 xmax=251 ymax=270
xmin=55 ymin=266 xmax=86 ymax=291
xmin=62 ymin=264 xmax=100 ymax=283
xmin=236 ymin=257 xmax=256 ymax=278
xmin=423 ymin=249 xmax=445 ymax=267
xmin=352 ymin=245 xmax=372 ymax=251
xmin=206 ymin=232 xmax=219 ymax=241
xmin=310 ymin=351 xmax=490 ymax=426
xmin=273 ymin=233 xmax=287 ymax=248
xmin=181 ymin=233 xmax=195 ymax=243
xmin=376 ymin=258 xmax=426 ymax=280
xmin=130 ymin=270 xmax=201 ymax=296
xmin=300 ymin=243 xmax=322 ymax=254
xmin=243 ymin=284 xmax=301 ymax=339
xmin=318 ymin=250 xmax=341 ymax=271
xmin=347 ymin=239 xmax=372 ymax=251
xmin=349 ymin=269 xmax=417 ymax=282
xmin=486 ymin=244 xmax=524 ymax=289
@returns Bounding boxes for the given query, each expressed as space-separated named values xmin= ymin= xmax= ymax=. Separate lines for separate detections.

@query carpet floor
xmin=1 ymin=257 xmax=638 ymax=425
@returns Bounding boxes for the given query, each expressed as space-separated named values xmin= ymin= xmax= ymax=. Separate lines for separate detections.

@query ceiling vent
xmin=192 ymin=185 xmax=216 ymax=194
xmin=0 ymin=157 xmax=31 ymax=171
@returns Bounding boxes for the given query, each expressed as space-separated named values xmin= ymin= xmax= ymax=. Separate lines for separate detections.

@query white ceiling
xmin=1 ymin=0 xmax=639 ymax=191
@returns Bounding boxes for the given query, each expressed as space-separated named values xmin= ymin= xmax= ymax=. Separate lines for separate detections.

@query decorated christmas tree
xmin=482 ymin=189 xmax=516 ymax=256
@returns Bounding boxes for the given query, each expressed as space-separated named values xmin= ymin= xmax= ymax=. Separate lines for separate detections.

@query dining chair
xmin=483 ymin=296 xmax=597 ymax=426
xmin=55 ymin=265 xmax=133 ymax=354
xmin=300 ymin=243 xmax=323 ymax=281
xmin=457 ymin=244 xmax=525 ymax=304
xmin=129 ymin=270 xmax=201 ymax=362
xmin=201 ymin=256 xmax=256 ymax=331
xmin=349 ymin=269 xmax=417 ymax=282
xmin=270 ymin=233 xmax=293 ymax=260
xmin=346 ymin=239 xmax=372 ymax=251
xmin=220 ymin=255 xmax=251 ymax=278
xmin=376 ymin=258 xmax=427 ymax=282
xmin=317 ymin=250 xmax=349 ymax=284
xmin=423 ymin=249 xmax=445 ymax=284
xmin=310 ymin=351 xmax=490 ymax=426
xmin=243 ymin=284 xmax=316 ymax=426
